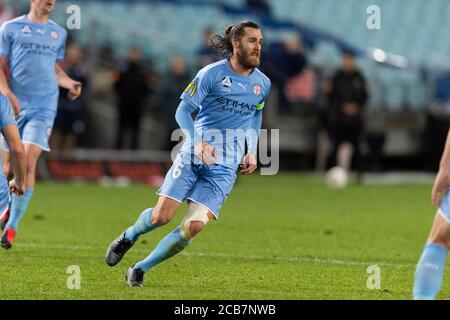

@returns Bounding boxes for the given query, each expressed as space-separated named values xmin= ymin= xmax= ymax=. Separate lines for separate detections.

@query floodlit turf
xmin=0 ymin=173 xmax=444 ymax=299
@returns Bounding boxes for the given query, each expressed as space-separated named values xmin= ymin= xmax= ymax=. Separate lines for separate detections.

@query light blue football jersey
xmin=0 ymin=15 xmax=67 ymax=112
xmin=180 ymin=59 xmax=271 ymax=169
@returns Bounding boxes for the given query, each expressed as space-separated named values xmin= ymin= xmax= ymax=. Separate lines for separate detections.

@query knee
xmin=188 ymin=221 xmax=205 ymax=238
xmin=151 ymin=206 xmax=175 ymax=226
xmin=180 ymin=220 xmax=205 ymax=240
xmin=179 ymin=202 xmax=212 ymax=240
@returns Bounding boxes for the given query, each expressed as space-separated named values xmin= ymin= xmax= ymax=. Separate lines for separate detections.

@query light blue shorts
xmin=2 ymin=109 xmax=56 ymax=152
xmin=157 ymin=152 xmax=237 ymax=219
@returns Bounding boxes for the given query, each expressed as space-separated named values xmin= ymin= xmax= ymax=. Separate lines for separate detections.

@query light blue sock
xmin=134 ymin=227 xmax=191 ymax=272
xmin=124 ymin=208 xmax=157 ymax=243
xmin=413 ymin=243 xmax=448 ymax=300
xmin=6 ymin=189 xmax=34 ymax=231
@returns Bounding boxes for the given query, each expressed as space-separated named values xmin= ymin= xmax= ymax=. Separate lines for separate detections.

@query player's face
xmin=32 ymin=0 xmax=56 ymax=14
xmin=235 ymin=27 xmax=263 ymax=69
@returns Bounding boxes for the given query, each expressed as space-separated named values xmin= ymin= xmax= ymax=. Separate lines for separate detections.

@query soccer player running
xmin=413 ymin=129 xmax=450 ymax=299
xmin=106 ymin=21 xmax=271 ymax=287
xmin=0 ymin=0 xmax=82 ymax=249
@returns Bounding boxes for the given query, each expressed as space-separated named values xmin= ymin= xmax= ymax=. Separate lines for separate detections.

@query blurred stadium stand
xmin=4 ymin=0 xmax=450 ymax=177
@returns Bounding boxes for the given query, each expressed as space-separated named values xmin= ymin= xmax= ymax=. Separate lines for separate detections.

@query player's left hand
xmin=194 ymin=142 xmax=217 ymax=165
xmin=9 ymin=179 xmax=24 ymax=196
xmin=240 ymin=153 xmax=257 ymax=174
xmin=67 ymin=81 xmax=82 ymax=101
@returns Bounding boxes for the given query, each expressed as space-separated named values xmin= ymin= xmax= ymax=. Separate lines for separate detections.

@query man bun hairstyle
xmin=209 ymin=20 xmax=260 ymax=58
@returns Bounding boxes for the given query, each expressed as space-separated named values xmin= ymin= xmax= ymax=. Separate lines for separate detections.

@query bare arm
xmin=2 ymin=124 xmax=25 ymax=195
xmin=55 ymin=63 xmax=82 ymax=101
xmin=0 ymin=57 xmax=20 ymax=116
xmin=432 ymin=129 xmax=450 ymax=207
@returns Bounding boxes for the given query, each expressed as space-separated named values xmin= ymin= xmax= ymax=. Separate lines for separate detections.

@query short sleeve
xmin=0 ymin=24 xmax=11 ymax=57
xmin=180 ymin=67 xmax=214 ymax=107
xmin=0 ymin=95 xmax=16 ymax=130
xmin=56 ymin=29 xmax=67 ymax=61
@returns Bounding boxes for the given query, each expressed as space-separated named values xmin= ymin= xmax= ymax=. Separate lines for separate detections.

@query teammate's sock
xmin=124 ymin=208 xmax=157 ymax=243
xmin=413 ymin=243 xmax=448 ymax=300
xmin=5 ymin=189 xmax=34 ymax=231
xmin=134 ymin=227 xmax=191 ymax=272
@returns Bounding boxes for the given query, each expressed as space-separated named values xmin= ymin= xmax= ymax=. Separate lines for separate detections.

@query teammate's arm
xmin=0 ymin=57 xmax=20 ymax=116
xmin=432 ymin=129 xmax=450 ymax=207
xmin=241 ymin=109 xmax=262 ymax=174
xmin=55 ymin=63 xmax=82 ymax=101
xmin=2 ymin=124 xmax=25 ymax=195
xmin=175 ymin=100 xmax=216 ymax=165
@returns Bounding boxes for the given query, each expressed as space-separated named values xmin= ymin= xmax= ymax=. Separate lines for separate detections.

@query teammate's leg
xmin=0 ymin=149 xmax=10 ymax=230
xmin=413 ymin=212 xmax=450 ymax=300
xmin=1 ymin=144 xmax=41 ymax=248
xmin=1 ymin=148 xmax=10 ymax=177
xmin=126 ymin=201 xmax=213 ymax=287
xmin=106 ymin=195 xmax=182 ymax=266
xmin=0 ymin=183 xmax=11 ymax=242
xmin=0 ymin=113 xmax=25 ymax=232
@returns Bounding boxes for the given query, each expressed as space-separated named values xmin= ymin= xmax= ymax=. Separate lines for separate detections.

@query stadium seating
xmin=10 ymin=0 xmax=447 ymax=110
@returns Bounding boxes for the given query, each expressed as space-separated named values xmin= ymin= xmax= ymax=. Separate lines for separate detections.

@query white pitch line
xmin=181 ymin=251 xmax=413 ymax=268
xmin=13 ymin=242 xmax=413 ymax=268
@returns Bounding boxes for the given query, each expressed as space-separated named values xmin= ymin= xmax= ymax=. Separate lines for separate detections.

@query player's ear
xmin=231 ymin=38 xmax=240 ymax=50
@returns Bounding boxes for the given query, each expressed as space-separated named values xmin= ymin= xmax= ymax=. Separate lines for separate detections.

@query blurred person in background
xmin=51 ymin=43 xmax=89 ymax=154
xmin=279 ymin=36 xmax=310 ymax=106
xmin=157 ymin=56 xmax=190 ymax=150
xmin=197 ymin=27 xmax=220 ymax=68
xmin=0 ymin=0 xmax=14 ymax=27
xmin=325 ymin=51 xmax=368 ymax=177
xmin=114 ymin=46 xmax=153 ymax=150
xmin=263 ymin=35 xmax=307 ymax=113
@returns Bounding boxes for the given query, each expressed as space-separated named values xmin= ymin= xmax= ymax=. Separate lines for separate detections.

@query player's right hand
xmin=9 ymin=179 xmax=25 ymax=196
xmin=240 ymin=153 xmax=257 ymax=175
xmin=67 ymin=81 xmax=82 ymax=101
xmin=194 ymin=142 xmax=217 ymax=165
xmin=432 ymin=168 xmax=450 ymax=207
xmin=5 ymin=90 xmax=20 ymax=117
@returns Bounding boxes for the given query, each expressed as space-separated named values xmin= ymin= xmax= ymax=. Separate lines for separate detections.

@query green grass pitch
xmin=0 ymin=173 xmax=443 ymax=299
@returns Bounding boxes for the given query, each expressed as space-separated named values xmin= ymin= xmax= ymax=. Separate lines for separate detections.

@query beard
xmin=236 ymin=48 xmax=260 ymax=69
